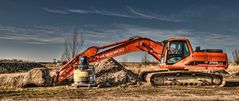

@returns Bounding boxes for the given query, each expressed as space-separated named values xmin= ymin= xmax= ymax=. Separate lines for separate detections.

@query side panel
xmin=163 ymin=52 xmax=228 ymax=70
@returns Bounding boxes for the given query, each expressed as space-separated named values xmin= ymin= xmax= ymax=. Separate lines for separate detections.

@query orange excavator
xmin=53 ymin=36 xmax=228 ymax=87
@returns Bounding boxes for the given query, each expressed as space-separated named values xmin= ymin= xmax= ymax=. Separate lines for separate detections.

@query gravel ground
xmin=1 ymin=79 xmax=239 ymax=101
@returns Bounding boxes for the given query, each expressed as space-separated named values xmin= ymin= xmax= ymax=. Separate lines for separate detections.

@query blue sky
xmin=0 ymin=0 xmax=238 ymax=62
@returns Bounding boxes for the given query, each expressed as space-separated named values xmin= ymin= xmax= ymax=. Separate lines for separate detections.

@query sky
xmin=0 ymin=0 xmax=238 ymax=62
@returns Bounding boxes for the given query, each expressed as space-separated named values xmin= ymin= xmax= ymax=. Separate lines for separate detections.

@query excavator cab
xmin=160 ymin=39 xmax=192 ymax=65
xmin=161 ymin=38 xmax=227 ymax=71
xmin=166 ymin=40 xmax=190 ymax=65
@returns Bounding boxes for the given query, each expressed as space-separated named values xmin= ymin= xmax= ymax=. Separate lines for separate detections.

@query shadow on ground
xmin=225 ymin=81 xmax=239 ymax=87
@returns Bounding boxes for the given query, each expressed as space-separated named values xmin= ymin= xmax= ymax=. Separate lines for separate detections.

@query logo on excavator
xmin=99 ymin=48 xmax=125 ymax=58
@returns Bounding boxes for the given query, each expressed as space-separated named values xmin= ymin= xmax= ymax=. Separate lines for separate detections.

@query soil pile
xmin=93 ymin=58 xmax=141 ymax=87
xmin=0 ymin=63 xmax=45 ymax=73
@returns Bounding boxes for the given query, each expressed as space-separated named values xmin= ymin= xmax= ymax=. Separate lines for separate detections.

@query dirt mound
xmin=0 ymin=63 xmax=45 ymax=73
xmin=0 ymin=68 xmax=52 ymax=88
xmin=93 ymin=58 xmax=141 ymax=87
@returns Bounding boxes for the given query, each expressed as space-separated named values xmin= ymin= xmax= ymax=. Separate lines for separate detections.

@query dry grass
xmin=0 ymin=73 xmax=25 ymax=87
xmin=226 ymin=64 xmax=239 ymax=75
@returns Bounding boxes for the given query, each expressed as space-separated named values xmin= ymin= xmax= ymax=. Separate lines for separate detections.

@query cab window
xmin=167 ymin=41 xmax=190 ymax=64
xmin=184 ymin=43 xmax=190 ymax=57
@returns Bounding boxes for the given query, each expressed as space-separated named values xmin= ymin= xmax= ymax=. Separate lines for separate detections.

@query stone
xmin=21 ymin=68 xmax=52 ymax=87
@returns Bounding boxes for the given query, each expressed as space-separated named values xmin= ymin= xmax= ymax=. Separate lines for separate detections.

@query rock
xmin=21 ymin=68 xmax=52 ymax=87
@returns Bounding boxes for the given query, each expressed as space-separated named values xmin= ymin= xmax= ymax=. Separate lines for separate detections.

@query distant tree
xmin=232 ymin=49 xmax=239 ymax=65
xmin=61 ymin=31 xmax=84 ymax=61
xmin=0 ymin=59 xmax=25 ymax=63
xmin=53 ymin=58 xmax=56 ymax=63
xmin=56 ymin=60 xmax=61 ymax=63
xmin=142 ymin=53 xmax=150 ymax=65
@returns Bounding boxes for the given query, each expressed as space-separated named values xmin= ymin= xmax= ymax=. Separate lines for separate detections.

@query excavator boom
xmin=54 ymin=36 xmax=163 ymax=83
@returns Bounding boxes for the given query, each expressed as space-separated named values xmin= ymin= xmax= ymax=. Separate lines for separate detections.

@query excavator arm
xmin=54 ymin=36 xmax=163 ymax=84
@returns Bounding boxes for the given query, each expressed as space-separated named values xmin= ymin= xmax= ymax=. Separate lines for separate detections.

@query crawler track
xmin=143 ymin=71 xmax=225 ymax=87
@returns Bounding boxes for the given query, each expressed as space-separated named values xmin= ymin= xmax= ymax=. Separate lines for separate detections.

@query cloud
xmin=43 ymin=8 xmax=69 ymax=14
xmin=126 ymin=7 xmax=184 ymax=22
xmin=43 ymin=7 xmax=183 ymax=22
xmin=0 ymin=24 xmax=237 ymax=61
xmin=77 ymin=24 xmax=192 ymax=46
xmin=78 ymin=24 xmax=239 ymax=53
xmin=0 ymin=25 xmax=70 ymax=44
xmin=43 ymin=7 xmax=135 ymax=18
xmin=0 ymin=24 xmax=237 ymax=54
xmin=0 ymin=24 xmax=190 ymax=46
xmin=189 ymin=31 xmax=239 ymax=48
xmin=67 ymin=9 xmax=88 ymax=14
xmin=68 ymin=8 xmax=133 ymax=18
